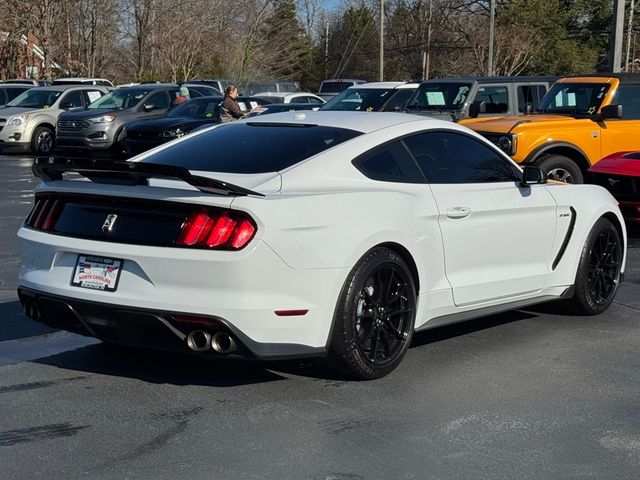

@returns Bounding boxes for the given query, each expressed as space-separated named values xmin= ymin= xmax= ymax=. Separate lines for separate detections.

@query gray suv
xmin=56 ymin=84 xmax=191 ymax=153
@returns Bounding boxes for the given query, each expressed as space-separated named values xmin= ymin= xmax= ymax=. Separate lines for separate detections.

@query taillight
xmin=25 ymin=197 xmax=64 ymax=231
xmin=177 ymin=209 xmax=256 ymax=250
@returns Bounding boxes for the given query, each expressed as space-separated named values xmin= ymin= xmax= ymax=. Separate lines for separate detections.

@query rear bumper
xmin=17 ymin=287 xmax=325 ymax=360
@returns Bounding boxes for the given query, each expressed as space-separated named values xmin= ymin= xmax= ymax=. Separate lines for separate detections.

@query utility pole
xmin=424 ymin=0 xmax=433 ymax=80
xmin=626 ymin=0 xmax=636 ymax=71
xmin=379 ymin=0 xmax=384 ymax=81
xmin=325 ymin=21 xmax=329 ymax=79
xmin=487 ymin=0 xmax=496 ymax=76
xmin=610 ymin=0 xmax=625 ymax=72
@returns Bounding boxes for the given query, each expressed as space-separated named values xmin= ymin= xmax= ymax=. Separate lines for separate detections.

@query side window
xmin=612 ymin=84 xmax=640 ymax=120
xmin=60 ymin=90 xmax=85 ymax=108
xmin=146 ymin=91 xmax=170 ymax=109
xmin=308 ymin=97 xmax=324 ymax=104
xmin=353 ymin=140 xmax=425 ymax=183
xmin=84 ymin=90 xmax=103 ymax=105
xmin=0 ymin=90 xmax=7 ymax=105
xmin=475 ymin=85 xmax=509 ymax=114
xmin=6 ymin=88 xmax=27 ymax=102
xmin=403 ymin=131 xmax=520 ymax=184
xmin=517 ymin=84 xmax=548 ymax=112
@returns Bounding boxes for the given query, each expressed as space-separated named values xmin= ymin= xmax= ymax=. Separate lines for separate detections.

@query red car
xmin=589 ymin=151 xmax=640 ymax=222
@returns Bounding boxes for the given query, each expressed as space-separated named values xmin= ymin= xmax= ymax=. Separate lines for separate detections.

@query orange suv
xmin=460 ymin=73 xmax=640 ymax=183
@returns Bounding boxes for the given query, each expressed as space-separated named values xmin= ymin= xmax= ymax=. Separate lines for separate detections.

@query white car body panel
xmin=17 ymin=111 xmax=627 ymax=359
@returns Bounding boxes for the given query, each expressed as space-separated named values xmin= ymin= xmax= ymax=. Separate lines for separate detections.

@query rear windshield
xmin=142 ymin=123 xmax=361 ymax=173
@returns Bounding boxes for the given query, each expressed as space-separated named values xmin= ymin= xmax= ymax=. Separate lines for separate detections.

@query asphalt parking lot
xmin=1 ymin=154 xmax=640 ymax=480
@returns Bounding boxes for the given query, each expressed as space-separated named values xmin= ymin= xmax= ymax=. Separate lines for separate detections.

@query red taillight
xmin=25 ymin=197 xmax=64 ymax=231
xmin=177 ymin=209 xmax=256 ymax=250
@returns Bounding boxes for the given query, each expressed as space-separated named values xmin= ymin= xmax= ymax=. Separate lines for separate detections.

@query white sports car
xmin=18 ymin=112 xmax=626 ymax=379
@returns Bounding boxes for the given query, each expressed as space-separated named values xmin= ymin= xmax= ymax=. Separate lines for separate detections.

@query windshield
xmin=7 ymin=89 xmax=62 ymax=108
xmin=320 ymin=88 xmax=397 ymax=111
xmin=143 ymin=123 xmax=361 ymax=173
xmin=536 ymin=83 xmax=610 ymax=115
xmin=88 ymin=88 xmax=152 ymax=109
xmin=167 ymin=98 xmax=221 ymax=118
xmin=405 ymin=82 xmax=472 ymax=111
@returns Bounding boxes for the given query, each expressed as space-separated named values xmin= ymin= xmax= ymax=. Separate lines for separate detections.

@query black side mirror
xmin=469 ymin=100 xmax=487 ymax=118
xmin=142 ymin=104 xmax=155 ymax=112
xmin=600 ymin=104 xmax=622 ymax=120
xmin=521 ymin=165 xmax=548 ymax=186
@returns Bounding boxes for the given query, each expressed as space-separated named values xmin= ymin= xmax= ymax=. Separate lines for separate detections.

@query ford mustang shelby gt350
xmin=17 ymin=111 xmax=626 ymax=379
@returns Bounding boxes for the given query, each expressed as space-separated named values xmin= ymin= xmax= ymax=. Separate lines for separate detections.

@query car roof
xmin=419 ymin=76 xmax=557 ymax=84
xmin=238 ymin=110 xmax=461 ymax=134
xmin=348 ymin=82 xmax=406 ymax=89
xmin=0 ymin=83 xmax=33 ymax=88
xmin=32 ymin=85 xmax=103 ymax=92
xmin=562 ymin=73 xmax=640 ymax=84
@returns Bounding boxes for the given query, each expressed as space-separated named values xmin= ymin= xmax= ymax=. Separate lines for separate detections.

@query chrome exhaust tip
xmin=211 ymin=332 xmax=237 ymax=354
xmin=186 ymin=330 xmax=212 ymax=352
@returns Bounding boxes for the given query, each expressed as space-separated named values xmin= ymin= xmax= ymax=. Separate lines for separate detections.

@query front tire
xmin=31 ymin=126 xmax=54 ymax=155
xmin=537 ymin=154 xmax=584 ymax=184
xmin=565 ymin=217 xmax=622 ymax=315
xmin=328 ymin=247 xmax=416 ymax=380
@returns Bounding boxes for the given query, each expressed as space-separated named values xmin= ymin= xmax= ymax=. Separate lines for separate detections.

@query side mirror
xmin=601 ymin=104 xmax=622 ymax=120
xmin=469 ymin=100 xmax=487 ymax=118
xmin=521 ymin=165 xmax=548 ymax=186
xmin=142 ymin=104 xmax=155 ymax=112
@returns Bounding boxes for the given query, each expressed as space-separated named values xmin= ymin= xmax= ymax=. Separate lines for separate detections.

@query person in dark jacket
xmin=220 ymin=85 xmax=244 ymax=122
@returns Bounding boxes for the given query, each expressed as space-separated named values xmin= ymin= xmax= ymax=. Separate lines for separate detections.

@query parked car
xmin=588 ymin=151 xmax=640 ymax=222
xmin=319 ymin=81 xmax=418 ymax=112
xmin=4 ymin=78 xmax=50 ymax=86
xmin=317 ymin=78 xmax=367 ymax=101
xmin=181 ymin=84 xmax=221 ymax=96
xmin=0 ymin=83 xmax=33 ymax=106
xmin=405 ymin=76 xmax=556 ymax=121
xmin=122 ymin=96 xmax=224 ymax=156
xmin=56 ymin=84 xmax=204 ymax=154
xmin=52 ymin=77 xmax=114 ymax=87
xmin=246 ymin=102 xmax=319 ymax=117
xmin=18 ymin=111 xmax=626 ymax=379
xmin=186 ymin=79 xmax=231 ymax=93
xmin=460 ymin=73 xmax=640 ymax=183
xmin=244 ymin=81 xmax=300 ymax=95
xmin=253 ymin=92 xmax=325 ymax=105
xmin=0 ymin=85 xmax=108 ymax=154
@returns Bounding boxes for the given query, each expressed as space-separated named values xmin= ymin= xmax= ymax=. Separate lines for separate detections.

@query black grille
xmin=57 ymin=119 xmax=90 ymax=131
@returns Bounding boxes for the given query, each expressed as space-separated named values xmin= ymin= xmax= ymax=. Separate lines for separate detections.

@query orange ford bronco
xmin=460 ymin=73 xmax=640 ymax=183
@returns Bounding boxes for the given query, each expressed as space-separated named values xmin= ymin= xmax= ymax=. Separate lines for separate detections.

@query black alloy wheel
xmin=329 ymin=247 xmax=416 ymax=380
xmin=565 ymin=217 xmax=622 ymax=315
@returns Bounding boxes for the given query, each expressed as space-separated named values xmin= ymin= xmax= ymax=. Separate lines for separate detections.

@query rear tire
xmin=31 ymin=126 xmax=54 ymax=155
xmin=537 ymin=154 xmax=584 ymax=184
xmin=328 ymin=247 xmax=416 ymax=380
xmin=565 ymin=217 xmax=622 ymax=315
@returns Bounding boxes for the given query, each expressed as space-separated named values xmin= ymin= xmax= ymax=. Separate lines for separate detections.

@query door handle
xmin=446 ymin=207 xmax=472 ymax=219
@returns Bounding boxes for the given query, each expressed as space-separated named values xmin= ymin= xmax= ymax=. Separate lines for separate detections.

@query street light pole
xmin=380 ymin=0 xmax=384 ymax=81
xmin=611 ymin=0 xmax=625 ymax=72
xmin=487 ymin=0 xmax=496 ymax=76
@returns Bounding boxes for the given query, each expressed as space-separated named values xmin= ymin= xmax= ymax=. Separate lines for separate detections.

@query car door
xmin=600 ymin=83 xmax=640 ymax=157
xmin=403 ymin=131 xmax=558 ymax=306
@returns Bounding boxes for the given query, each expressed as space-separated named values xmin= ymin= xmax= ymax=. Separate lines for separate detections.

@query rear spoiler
xmin=32 ymin=157 xmax=265 ymax=197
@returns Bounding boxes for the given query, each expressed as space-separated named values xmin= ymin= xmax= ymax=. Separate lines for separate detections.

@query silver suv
xmin=0 ymin=85 xmax=108 ymax=154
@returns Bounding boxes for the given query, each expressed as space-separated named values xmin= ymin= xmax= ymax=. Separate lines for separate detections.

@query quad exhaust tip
xmin=186 ymin=330 xmax=237 ymax=354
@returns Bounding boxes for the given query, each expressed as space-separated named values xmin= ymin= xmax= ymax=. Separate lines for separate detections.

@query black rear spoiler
xmin=32 ymin=157 xmax=265 ymax=197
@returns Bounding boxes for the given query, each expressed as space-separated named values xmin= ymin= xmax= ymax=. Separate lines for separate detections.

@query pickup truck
xmin=460 ymin=74 xmax=640 ymax=183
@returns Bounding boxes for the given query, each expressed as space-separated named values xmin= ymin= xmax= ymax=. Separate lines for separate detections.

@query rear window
xmin=143 ymin=123 xmax=362 ymax=173
xmin=319 ymin=82 xmax=353 ymax=94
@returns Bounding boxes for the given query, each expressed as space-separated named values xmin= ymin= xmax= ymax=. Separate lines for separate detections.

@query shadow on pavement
xmin=0 ymin=299 xmax=57 ymax=342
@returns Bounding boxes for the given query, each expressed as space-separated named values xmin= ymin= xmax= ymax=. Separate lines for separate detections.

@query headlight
xmin=8 ymin=114 xmax=29 ymax=126
xmin=160 ymin=128 xmax=186 ymax=138
xmin=88 ymin=114 xmax=116 ymax=124
xmin=486 ymin=134 xmax=517 ymax=155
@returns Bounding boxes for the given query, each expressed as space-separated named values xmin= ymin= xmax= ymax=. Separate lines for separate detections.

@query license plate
xmin=71 ymin=255 xmax=123 ymax=292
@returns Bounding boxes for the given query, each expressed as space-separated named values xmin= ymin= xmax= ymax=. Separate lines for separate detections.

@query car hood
xmin=60 ymin=108 xmax=120 ymax=120
xmin=459 ymin=114 xmax=580 ymax=133
xmin=127 ymin=117 xmax=216 ymax=132
xmin=589 ymin=151 xmax=640 ymax=176
xmin=0 ymin=106 xmax=45 ymax=117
